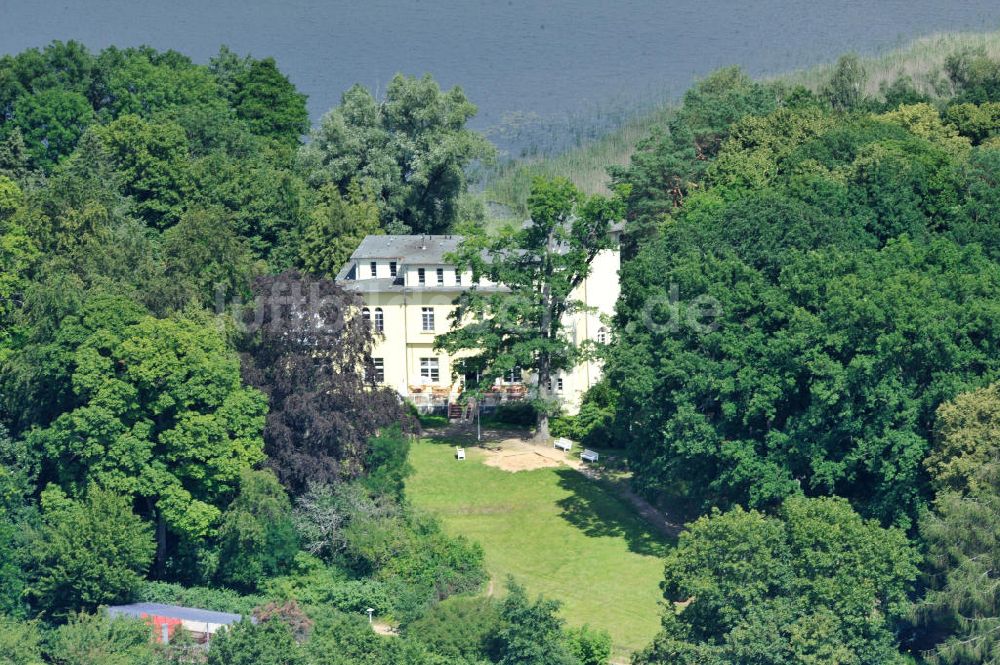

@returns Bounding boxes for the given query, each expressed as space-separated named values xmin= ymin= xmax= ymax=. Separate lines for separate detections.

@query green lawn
xmin=406 ymin=438 xmax=672 ymax=657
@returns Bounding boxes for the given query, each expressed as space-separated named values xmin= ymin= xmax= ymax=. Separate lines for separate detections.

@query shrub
xmin=306 ymin=609 xmax=426 ymax=665
xmin=263 ymin=568 xmax=394 ymax=616
xmin=28 ymin=487 xmax=155 ymax=616
xmin=549 ymin=415 xmax=577 ymax=439
xmin=488 ymin=402 xmax=537 ymax=427
xmin=0 ymin=615 xmax=43 ymax=665
xmin=549 ymin=383 xmax=618 ymax=448
xmin=215 ymin=469 xmax=299 ymax=592
xmin=564 ymin=625 xmax=612 ymax=665
xmin=404 ymin=596 xmax=499 ymax=661
xmin=207 ymin=618 xmax=307 ymax=665
xmin=136 ymin=581 xmax=265 ymax=615
xmin=47 ymin=612 xmax=159 ymax=665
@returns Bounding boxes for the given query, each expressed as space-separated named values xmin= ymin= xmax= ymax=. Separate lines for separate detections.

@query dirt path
xmin=371 ymin=621 xmax=397 ymax=636
xmin=597 ymin=471 xmax=684 ymax=539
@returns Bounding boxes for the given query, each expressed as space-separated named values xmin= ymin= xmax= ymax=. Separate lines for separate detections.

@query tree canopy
xmin=24 ymin=302 xmax=267 ymax=570
xmin=300 ymin=73 xmax=495 ymax=234
xmin=437 ymin=176 xmax=621 ymax=439
xmin=239 ymin=272 xmax=410 ymax=495
xmin=635 ymin=496 xmax=918 ymax=665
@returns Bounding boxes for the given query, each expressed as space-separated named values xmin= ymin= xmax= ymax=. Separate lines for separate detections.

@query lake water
xmin=3 ymin=0 xmax=1000 ymax=151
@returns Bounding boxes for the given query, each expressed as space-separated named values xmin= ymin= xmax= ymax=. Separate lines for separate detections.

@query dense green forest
xmin=3 ymin=35 xmax=1000 ymax=665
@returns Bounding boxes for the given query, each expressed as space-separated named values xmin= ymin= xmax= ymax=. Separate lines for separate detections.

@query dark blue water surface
xmin=2 ymin=1 xmax=999 ymax=139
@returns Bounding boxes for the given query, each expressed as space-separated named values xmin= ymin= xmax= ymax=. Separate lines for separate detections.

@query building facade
xmin=335 ymin=232 xmax=620 ymax=414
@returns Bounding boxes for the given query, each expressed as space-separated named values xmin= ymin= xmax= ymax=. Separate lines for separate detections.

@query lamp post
xmin=366 ymin=608 xmax=374 ymax=625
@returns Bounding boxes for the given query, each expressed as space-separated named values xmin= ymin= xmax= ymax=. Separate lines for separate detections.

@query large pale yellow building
xmin=335 ymin=232 xmax=621 ymax=414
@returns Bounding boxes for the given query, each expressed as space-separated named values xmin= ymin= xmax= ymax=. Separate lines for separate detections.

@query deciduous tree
xmin=10 ymin=88 xmax=94 ymax=170
xmin=437 ymin=177 xmax=621 ymax=441
xmin=821 ymin=53 xmax=869 ymax=111
xmin=27 ymin=487 xmax=155 ymax=616
xmin=488 ymin=579 xmax=580 ymax=665
xmin=239 ymin=271 xmax=408 ymax=494
xmin=215 ymin=469 xmax=299 ymax=592
xmin=98 ymin=114 xmax=191 ymax=229
xmin=25 ymin=306 xmax=267 ymax=572
xmin=300 ymin=74 xmax=494 ymax=234
xmin=634 ymin=497 xmax=918 ymax=664
xmin=925 ymin=383 xmax=1000 ymax=495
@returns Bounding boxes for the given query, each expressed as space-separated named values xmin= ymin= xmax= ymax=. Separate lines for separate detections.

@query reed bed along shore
xmin=481 ymin=29 xmax=1000 ymax=220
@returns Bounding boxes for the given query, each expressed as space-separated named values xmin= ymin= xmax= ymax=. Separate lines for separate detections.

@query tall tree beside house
xmin=436 ymin=177 xmax=623 ymax=441
xmin=298 ymin=182 xmax=382 ymax=279
xmin=298 ymin=73 xmax=495 ymax=234
xmin=239 ymin=271 xmax=411 ymax=496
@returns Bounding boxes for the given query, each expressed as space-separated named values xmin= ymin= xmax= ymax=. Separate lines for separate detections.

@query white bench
xmin=455 ymin=447 xmax=466 ymax=460
xmin=554 ymin=437 xmax=573 ymax=452
xmin=581 ymin=449 xmax=599 ymax=463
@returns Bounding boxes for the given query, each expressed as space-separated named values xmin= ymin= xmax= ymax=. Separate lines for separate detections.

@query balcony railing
xmin=406 ymin=383 xmax=527 ymax=414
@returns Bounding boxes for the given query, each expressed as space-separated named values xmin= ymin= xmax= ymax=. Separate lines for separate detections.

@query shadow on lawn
xmin=554 ymin=468 xmax=672 ymax=557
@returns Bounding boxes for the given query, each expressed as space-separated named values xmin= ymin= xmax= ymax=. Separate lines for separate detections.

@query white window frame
xmin=374 ymin=307 xmax=384 ymax=332
xmin=421 ymin=307 xmax=435 ymax=332
xmin=504 ymin=367 xmax=522 ymax=384
xmin=372 ymin=358 xmax=385 ymax=383
xmin=436 ymin=267 xmax=444 ymax=285
xmin=418 ymin=268 xmax=426 ymax=285
xmin=420 ymin=357 xmax=440 ymax=383
xmin=389 ymin=261 xmax=397 ymax=277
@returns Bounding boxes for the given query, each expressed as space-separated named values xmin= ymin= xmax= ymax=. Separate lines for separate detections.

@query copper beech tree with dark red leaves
xmin=239 ymin=271 xmax=412 ymax=496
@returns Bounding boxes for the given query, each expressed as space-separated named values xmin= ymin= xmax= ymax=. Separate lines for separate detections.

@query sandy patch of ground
xmin=484 ymin=450 xmax=561 ymax=472
xmin=476 ymin=437 xmax=581 ymax=473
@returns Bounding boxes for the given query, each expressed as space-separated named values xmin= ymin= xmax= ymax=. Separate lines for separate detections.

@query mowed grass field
xmin=406 ymin=438 xmax=672 ymax=657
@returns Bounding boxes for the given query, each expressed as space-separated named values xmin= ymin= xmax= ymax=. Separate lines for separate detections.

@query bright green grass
xmin=406 ymin=438 xmax=671 ymax=657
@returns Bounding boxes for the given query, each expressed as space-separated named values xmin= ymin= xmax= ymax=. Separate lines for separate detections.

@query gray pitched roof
xmin=351 ymin=235 xmax=462 ymax=264
xmin=106 ymin=603 xmax=244 ymax=625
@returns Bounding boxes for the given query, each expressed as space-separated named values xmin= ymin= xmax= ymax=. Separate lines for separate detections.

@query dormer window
xmin=437 ymin=268 xmax=444 ymax=285
xmin=418 ymin=268 xmax=426 ymax=285
xmin=389 ymin=261 xmax=397 ymax=277
xmin=456 ymin=270 xmax=462 ymax=285
xmin=370 ymin=261 xmax=377 ymax=277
